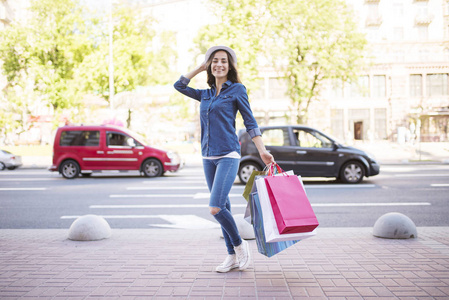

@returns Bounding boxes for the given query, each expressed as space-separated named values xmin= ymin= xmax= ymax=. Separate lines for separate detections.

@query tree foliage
xmin=0 ymin=0 xmax=176 ymax=140
xmin=195 ymin=0 xmax=367 ymax=123
xmin=75 ymin=4 xmax=176 ymax=104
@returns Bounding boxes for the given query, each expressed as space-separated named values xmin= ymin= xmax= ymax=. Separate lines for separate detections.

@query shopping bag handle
xmin=267 ymin=163 xmax=285 ymax=176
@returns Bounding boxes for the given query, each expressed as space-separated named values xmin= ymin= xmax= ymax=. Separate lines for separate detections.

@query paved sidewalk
xmin=1 ymin=227 xmax=449 ymax=299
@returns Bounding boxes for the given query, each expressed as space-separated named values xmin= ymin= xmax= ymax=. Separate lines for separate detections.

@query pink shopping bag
xmin=265 ymin=174 xmax=319 ymax=234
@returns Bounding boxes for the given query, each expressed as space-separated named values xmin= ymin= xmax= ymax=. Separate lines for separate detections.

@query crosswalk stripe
xmin=0 ymin=188 xmax=47 ymax=191
xmin=304 ymin=184 xmax=376 ymax=189
xmin=110 ymin=193 xmax=243 ymax=198
xmin=92 ymin=202 xmax=430 ymax=209
xmin=126 ymin=186 xmax=245 ymax=190
xmin=395 ymin=174 xmax=449 ymax=177
xmin=0 ymin=178 xmax=55 ymax=181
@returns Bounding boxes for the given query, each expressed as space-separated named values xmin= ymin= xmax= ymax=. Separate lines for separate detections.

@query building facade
xmin=329 ymin=0 xmax=449 ymax=143
xmin=2 ymin=0 xmax=448 ymax=145
xmin=250 ymin=0 xmax=449 ymax=144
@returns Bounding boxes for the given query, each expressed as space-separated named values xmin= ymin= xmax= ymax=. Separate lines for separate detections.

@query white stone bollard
xmin=373 ymin=212 xmax=417 ymax=239
xmin=220 ymin=214 xmax=255 ymax=240
xmin=68 ymin=215 xmax=112 ymax=241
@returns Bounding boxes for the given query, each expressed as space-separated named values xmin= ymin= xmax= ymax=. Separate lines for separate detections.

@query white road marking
xmin=312 ymin=202 xmax=431 ymax=207
xmin=109 ymin=193 xmax=243 ymax=198
xmin=394 ymin=174 xmax=449 ymax=177
xmin=126 ymin=184 xmax=378 ymax=191
xmin=0 ymin=178 xmax=55 ymax=181
xmin=151 ymin=215 xmax=220 ymax=229
xmin=0 ymin=188 xmax=47 ymax=191
xmin=142 ymin=180 xmax=207 ymax=184
xmin=304 ymin=184 xmax=376 ymax=189
xmin=431 ymin=184 xmax=449 ymax=187
xmin=91 ymin=202 xmax=430 ymax=209
xmin=127 ymin=186 xmax=214 ymax=190
xmin=60 ymin=214 xmax=220 ymax=229
xmin=90 ymin=204 xmax=248 ymax=209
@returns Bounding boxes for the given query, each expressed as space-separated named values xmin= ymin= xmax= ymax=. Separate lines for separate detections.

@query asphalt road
xmin=0 ymin=164 xmax=448 ymax=229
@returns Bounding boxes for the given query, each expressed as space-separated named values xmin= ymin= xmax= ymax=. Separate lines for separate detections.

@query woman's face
xmin=211 ymin=51 xmax=229 ymax=80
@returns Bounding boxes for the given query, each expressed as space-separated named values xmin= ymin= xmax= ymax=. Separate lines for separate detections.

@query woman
xmin=174 ymin=46 xmax=274 ymax=272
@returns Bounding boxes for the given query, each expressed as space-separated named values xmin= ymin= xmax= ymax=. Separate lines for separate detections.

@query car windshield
xmin=120 ymin=128 xmax=149 ymax=145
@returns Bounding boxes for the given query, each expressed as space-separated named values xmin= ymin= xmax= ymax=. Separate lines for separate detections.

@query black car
xmin=238 ymin=125 xmax=380 ymax=184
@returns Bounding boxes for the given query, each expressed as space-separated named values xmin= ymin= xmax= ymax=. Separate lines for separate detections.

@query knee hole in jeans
xmin=209 ymin=207 xmax=221 ymax=215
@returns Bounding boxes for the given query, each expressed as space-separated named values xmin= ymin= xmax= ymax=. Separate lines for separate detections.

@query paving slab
xmin=1 ymin=227 xmax=449 ymax=299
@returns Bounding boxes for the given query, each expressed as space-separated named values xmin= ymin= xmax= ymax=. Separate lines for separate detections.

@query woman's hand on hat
xmin=198 ymin=61 xmax=207 ymax=72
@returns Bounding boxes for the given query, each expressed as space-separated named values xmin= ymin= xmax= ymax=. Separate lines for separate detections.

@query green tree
xmin=195 ymin=0 xmax=367 ymax=124
xmin=194 ymin=0 xmax=272 ymax=92
xmin=75 ymin=4 xmax=177 ymax=106
xmin=268 ymin=0 xmax=367 ymax=123
xmin=0 ymin=0 xmax=95 ymax=136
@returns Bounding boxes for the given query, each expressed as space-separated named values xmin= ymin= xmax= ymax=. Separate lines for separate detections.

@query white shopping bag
xmin=255 ymin=172 xmax=317 ymax=242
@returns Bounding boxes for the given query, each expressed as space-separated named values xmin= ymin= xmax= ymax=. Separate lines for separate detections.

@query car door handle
xmin=296 ymin=150 xmax=307 ymax=155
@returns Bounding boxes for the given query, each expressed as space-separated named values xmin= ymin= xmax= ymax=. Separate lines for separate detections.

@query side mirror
xmin=126 ymin=138 xmax=136 ymax=147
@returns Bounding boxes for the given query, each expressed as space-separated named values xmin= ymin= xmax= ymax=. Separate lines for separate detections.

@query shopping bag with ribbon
xmin=250 ymin=191 xmax=299 ymax=257
xmin=264 ymin=164 xmax=319 ymax=234
xmin=242 ymin=170 xmax=267 ymax=202
xmin=255 ymin=173 xmax=317 ymax=242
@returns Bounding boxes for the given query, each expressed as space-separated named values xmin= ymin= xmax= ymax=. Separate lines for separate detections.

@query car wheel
xmin=60 ymin=160 xmax=80 ymax=179
xmin=0 ymin=162 xmax=5 ymax=171
xmin=238 ymin=161 xmax=262 ymax=184
xmin=141 ymin=158 xmax=163 ymax=177
xmin=340 ymin=161 xmax=365 ymax=184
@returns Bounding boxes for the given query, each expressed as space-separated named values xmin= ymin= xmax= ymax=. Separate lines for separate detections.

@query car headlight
xmin=167 ymin=151 xmax=180 ymax=164
xmin=366 ymin=151 xmax=377 ymax=162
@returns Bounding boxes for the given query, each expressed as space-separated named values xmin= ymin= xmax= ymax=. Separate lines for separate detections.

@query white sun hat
xmin=204 ymin=45 xmax=237 ymax=65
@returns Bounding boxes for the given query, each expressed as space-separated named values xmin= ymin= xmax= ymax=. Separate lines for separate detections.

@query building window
xmin=330 ymin=109 xmax=344 ymax=140
xmin=252 ymin=78 xmax=265 ymax=100
xmin=393 ymin=27 xmax=404 ymax=40
xmin=427 ymin=74 xmax=449 ymax=96
xmin=366 ymin=27 xmax=381 ymax=41
xmin=350 ymin=76 xmax=369 ymax=98
xmin=373 ymin=75 xmax=386 ymax=97
xmin=374 ymin=108 xmax=387 ymax=139
xmin=330 ymin=79 xmax=344 ymax=98
xmin=416 ymin=26 xmax=428 ymax=40
xmin=410 ymin=74 xmax=423 ymax=97
xmin=268 ymin=78 xmax=288 ymax=99
xmin=393 ymin=2 xmax=404 ymax=16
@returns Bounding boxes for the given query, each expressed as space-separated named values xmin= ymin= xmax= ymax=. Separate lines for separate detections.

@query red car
xmin=49 ymin=125 xmax=182 ymax=179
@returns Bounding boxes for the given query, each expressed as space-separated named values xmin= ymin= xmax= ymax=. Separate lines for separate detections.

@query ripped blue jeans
xmin=203 ymin=157 xmax=242 ymax=254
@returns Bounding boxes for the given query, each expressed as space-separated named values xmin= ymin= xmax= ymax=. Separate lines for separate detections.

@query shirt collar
xmin=212 ymin=80 xmax=233 ymax=90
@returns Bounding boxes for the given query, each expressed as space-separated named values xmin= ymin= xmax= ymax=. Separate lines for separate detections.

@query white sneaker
xmin=234 ymin=239 xmax=251 ymax=270
xmin=215 ymin=254 xmax=239 ymax=273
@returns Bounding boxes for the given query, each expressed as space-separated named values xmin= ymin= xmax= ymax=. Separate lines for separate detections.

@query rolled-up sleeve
xmin=235 ymin=84 xmax=261 ymax=138
xmin=173 ymin=75 xmax=202 ymax=101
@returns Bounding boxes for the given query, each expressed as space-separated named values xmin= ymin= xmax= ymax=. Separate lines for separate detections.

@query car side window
xmin=293 ymin=129 xmax=333 ymax=148
xmin=60 ymin=131 xmax=100 ymax=146
xmin=262 ymin=129 xmax=290 ymax=146
xmin=107 ymin=132 xmax=129 ymax=147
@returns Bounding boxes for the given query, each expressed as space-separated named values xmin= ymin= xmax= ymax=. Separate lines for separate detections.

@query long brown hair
xmin=206 ymin=50 xmax=241 ymax=87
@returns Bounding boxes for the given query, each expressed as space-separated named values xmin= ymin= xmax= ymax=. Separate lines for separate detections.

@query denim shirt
xmin=174 ymin=75 xmax=261 ymax=157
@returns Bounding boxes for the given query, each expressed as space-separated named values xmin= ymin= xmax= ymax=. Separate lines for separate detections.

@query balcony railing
xmin=415 ymin=13 xmax=433 ymax=25
xmin=366 ymin=16 xmax=383 ymax=27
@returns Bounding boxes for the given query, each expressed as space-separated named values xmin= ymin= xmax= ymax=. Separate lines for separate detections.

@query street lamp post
xmin=108 ymin=0 xmax=114 ymax=111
